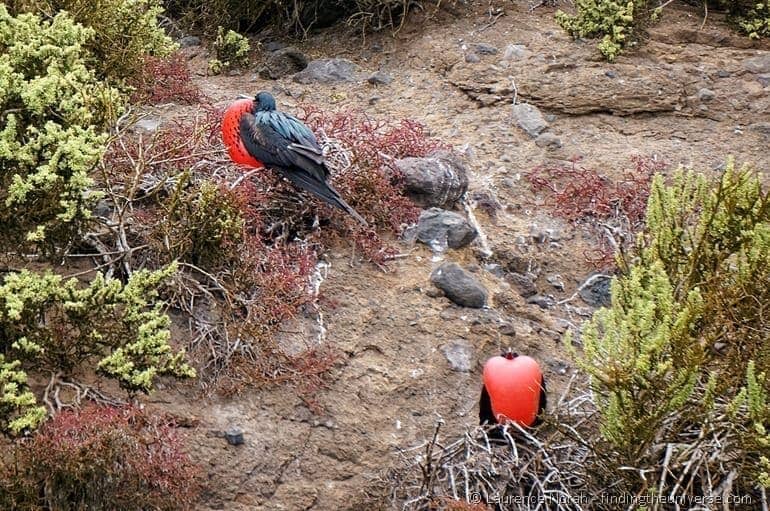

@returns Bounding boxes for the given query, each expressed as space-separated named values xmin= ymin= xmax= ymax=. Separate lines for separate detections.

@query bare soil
xmin=144 ymin=3 xmax=770 ymax=509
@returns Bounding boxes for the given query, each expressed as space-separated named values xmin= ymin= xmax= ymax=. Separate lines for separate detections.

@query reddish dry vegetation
xmin=525 ymin=156 xmax=665 ymax=267
xmin=128 ymin=53 xmax=202 ymax=105
xmin=299 ymin=106 xmax=446 ymax=263
xmin=0 ymin=405 xmax=200 ymax=511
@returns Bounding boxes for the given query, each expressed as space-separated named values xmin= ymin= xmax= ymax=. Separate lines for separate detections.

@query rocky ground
xmin=141 ymin=2 xmax=770 ymax=509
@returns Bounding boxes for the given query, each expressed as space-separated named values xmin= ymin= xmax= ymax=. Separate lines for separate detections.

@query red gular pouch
xmin=480 ymin=351 xmax=546 ymax=429
xmin=222 ymin=98 xmax=264 ymax=169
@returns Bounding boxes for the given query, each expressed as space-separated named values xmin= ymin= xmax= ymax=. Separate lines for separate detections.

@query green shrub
xmin=0 ymin=263 xmax=195 ymax=434
xmin=556 ymin=0 xmax=653 ymax=61
xmin=208 ymin=26 xmax=250 ymax=75
xmin=0 ymin=5 xmax=123 ymax=255
xmin=571 ymin=160 xmax=770 ymax=490
xmin=721 ymin=0 xmax=770 ymax=38
xmin=0 ymin=354 xmax=46 ymax=435
xmin=149 ymin=177 xmax=245 ymax=267
xmin=558 ymin=0 xmax=769 ymax=60
xmin=6 ymin=0 xmax=177 ymax=83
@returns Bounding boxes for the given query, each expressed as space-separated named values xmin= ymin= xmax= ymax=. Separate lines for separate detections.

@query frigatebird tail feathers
xmin=274 ymin=166 xmax=368 ymax=226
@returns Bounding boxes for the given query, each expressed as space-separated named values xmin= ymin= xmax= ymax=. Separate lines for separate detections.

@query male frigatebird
xmin=222 ymin=91 xmax=367 ymax=225
xmin=479 ymin=351 xmax=547 ymax=438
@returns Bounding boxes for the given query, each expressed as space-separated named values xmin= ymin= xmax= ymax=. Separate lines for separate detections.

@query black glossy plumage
xmin=238 ymin=92 xmax=367 ymax=225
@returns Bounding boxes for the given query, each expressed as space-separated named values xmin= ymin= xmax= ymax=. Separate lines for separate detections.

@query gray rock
xmin=133 ymin=117 xmax=162 ymax=134
xmin=483 ymin=263 xmax=505 ymax=278
xmin=578 ymin=274 xmax=612 ymax=307
xmin=395 ymin=151 xmax=469 ymax=208
xmin=743 ymin=54 xmax=770 ymax=74
xmin=416 ymin=208 xmax=477 ymax=251
xmin=749 ymin=122 xmax=770 ymax=135
xmin=503 ymin=44 xmax=527 ymax=60
xmin=465 ymin=53 xmax=480 ymax=63
xmin=473 ymin=43 xmax=498 ymax=55
xmin=225 ymin=426 xmax=244 ymax=445
xmin=605 ymin=70 xmax=617 ymax=79
xmin=178 ymin=35 xmax=201 ymax=48
xmin=758 ymin=74 xmax=770 ymax=87
xmin=264 ymin=41 xmax=286 ymax=52
xmin=259 ymin=47 xmax=309 ymax=80
xmin=535 ymin=132 xmax=562 ymax=150
xmin=430 ymin=262 xmax=488 ymax=308
xmin=717 ymin=70 xmax=730 ymax=78
xmin=548 ymin=359 xmax=570 ymax=375
xmin=526 ymin=294 xmax=554 ymax=309
xmin=494 ymin=248 xmax=533 ymax=274
xmin=512 ymin=103 xmax=548 ymax=138
xmin=93 ymin=199 xmax=113 ymax=218
xmin=441 ymin=340 xmax=474 ymax=372
xmin=470 ymin=190 xmax=502 ymax=217
xmin=530 ymin=225 xmax=562 ymax=243
xmin=546 ymin=274 xmax=565 ymax=291
xmin=367 ymin=71 xmax=393 ymax=85
xmin=293 ymin=58 xmax=360 ymax=84
xmin=506 ymin=272 xmax=537 ymax=298
xmin=696 ymin=88 xmax=715 ymax=102
xmin=498 ymin=323 xmax=517 ymax=337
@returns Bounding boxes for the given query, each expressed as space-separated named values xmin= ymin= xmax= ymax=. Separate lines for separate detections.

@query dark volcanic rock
xmin=293 ymin=58 xmax=360 ymax=84
xmin=264 ymin=41 xmax=286 ymax=52
xmin=506 ymin=272 xmax=537 ymax=298
xmin=395 ymin=151 xmax=469 ymax=208
xmin=178 ymin=35 xmax=201 ymax=48
xmin=416 ymin=208 xmax=477 ymax=250
xmin=367 ymin=71 xmax=393 ymax=85
xmin=430 ymin=262 xmax=488 ymax=308
xmin=527 ymin=294 xmax=555 ymax=309
xmin=473 ymin=43 xmax=498 ymax=55
xmin=225 ymin=426 xmax=244 ymax=445
xmin=579 ymin=274 xmax=612 ymax=307
xmin=259 ymin=47 xmax=309 ymax=80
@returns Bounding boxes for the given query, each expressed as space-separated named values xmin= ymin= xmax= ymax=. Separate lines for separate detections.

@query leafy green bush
xmin=0 ymin=264 xmax=195 ymax=394
xmin=556 ymin=0 xmax=655 ymax=61
xmin=0 ymin=5 xmax=122 ymax=255
xmin=0 ymin=405 xmax=201 ymax=510
xmin=6 ymin=0 xmax=177 ymax=83
xmin=721 ymin=0 xmax=770 ymax=38
xmin=558 ymin=0 xmax=769 ymax=60
xmin=571 ymin=160 xmax=770 ymax=493
xmin=208 ymin=26 xmax=250 ymax=75
xmin=148 ymin=178 xmax=245 ymax=267
xmin=0 ymin=354 xmax=46 ymax=435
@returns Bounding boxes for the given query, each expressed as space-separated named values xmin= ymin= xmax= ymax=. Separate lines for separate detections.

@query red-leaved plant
xmin=525 ymin=156 xmax=665 ymax=268
xmin=128 ymin=53 xmax=202 ymax=105
xmin=0 ymin=405 xmax=201 ymax=511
